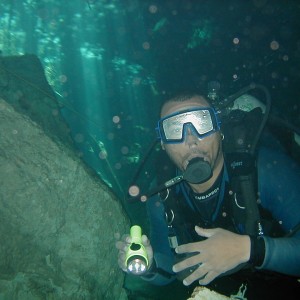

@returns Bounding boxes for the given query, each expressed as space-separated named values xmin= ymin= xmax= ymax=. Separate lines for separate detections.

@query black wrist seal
xmin=249 ymin=236 xmax=265 ymax=267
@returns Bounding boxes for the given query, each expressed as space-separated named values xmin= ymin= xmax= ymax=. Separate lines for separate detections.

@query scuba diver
xmin=116 ymin=84 xmax=300 ymax=298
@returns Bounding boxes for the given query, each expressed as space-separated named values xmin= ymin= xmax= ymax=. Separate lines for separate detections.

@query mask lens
xmin=159 ymin=108 xmax=217 ymax=143
xmin=162 ymin=114 xmax=185 ymax=140
xmin=188 ymin=110 xmax=214 ymax=134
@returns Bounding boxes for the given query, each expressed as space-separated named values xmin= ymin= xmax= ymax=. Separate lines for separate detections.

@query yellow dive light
xmin=125 ymin=225 xmax=149 ymax=275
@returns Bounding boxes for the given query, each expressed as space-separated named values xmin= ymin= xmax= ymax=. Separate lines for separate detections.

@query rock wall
xmin=0 ymin=55 xmax=72 ymax=147
xmin=0 ymin=55 xmax=130 ymax=299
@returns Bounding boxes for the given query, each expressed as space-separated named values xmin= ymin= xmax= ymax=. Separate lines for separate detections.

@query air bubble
xmin=271 ymin=72 xmax=278 ymax=79
xmin=115 ymin=162 xmax=122 ymax=170
xmin=270 ymin=40 xmax=279 ymax=51
xmin=59 ymin=74 xmax=67 ymax=83
xmin=132 ymin=77 xmax=142 ymax=85
xmin=99 ymin=150 xmax=107 ymax=159
xmin=233 ymin=37 xmax=239 ymax=45
xmin=121 ymin=146 xmax=129 ymax=155
xmin=237 ymin=138 xmax=244 ymax=145
xmin=142 ymin=42 xmax=150 ymax=50
xmin=112 ymin=115 xmax=120 ymax=124
xmin=128 ymin=185 xmax=140 ymax=197
xmin=149 ymin=5 xmax=158 ymax=14
xmin=140 ymin=195 xmax=147 ymax=202
xmin=283 ymin=55 xmax=289 ymax=61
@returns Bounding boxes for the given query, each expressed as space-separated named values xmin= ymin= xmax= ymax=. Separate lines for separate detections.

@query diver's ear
xmin=161 ymin=141 xmax=165 ymax=150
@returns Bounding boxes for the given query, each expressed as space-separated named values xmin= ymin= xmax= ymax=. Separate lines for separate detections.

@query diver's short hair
xmin=159 ymin=90 xmax=211 ymax=114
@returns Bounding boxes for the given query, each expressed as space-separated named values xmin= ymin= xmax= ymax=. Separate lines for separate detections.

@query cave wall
xmin=0 ymin=55 xmax=130 ymax=299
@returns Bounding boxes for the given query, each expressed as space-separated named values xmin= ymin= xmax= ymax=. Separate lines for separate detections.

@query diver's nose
xmin=185 ymin=128 xmax=199 ymax=147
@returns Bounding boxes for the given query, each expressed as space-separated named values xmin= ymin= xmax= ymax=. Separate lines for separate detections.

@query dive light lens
xmin=127 ymin=256 xmax=148 ymax=275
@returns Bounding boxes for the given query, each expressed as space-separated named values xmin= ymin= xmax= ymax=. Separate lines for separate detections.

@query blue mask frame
xmin=156 ymin=107 xmax=221 ymax=144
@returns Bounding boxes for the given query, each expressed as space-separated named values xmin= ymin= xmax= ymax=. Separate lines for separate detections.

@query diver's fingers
xmin=141 ymin=234 xmax=154 ymax=264
xmin=115 ymin=240 xmax=128 ymax=252
xmin=118 ymin=252 xmax=127 ymax=272
xmin=121 ymin=234 xmax=131 ymax=243
xmin=141 ymin=234 xmax=150 ymax=246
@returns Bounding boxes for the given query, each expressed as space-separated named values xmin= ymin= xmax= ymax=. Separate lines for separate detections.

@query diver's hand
xmin=172 ymin=226 xmax=250 ymax=286
xmin=116 ymin=234 xmax=154 ymax=273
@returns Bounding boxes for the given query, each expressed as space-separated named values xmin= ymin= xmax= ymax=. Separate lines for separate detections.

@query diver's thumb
xmin=195 ymin=226 xmax=215 ymax=238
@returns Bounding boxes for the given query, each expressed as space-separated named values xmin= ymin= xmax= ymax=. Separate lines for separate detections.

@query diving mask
xmin=156 ymin=107 xmax=220 ymax=144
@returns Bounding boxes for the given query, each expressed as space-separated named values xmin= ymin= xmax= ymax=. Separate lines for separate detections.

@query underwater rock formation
xmin=0 ymin=54 xmax=72 ymax=147
xmin=0 ymin=55 xmax=129 ymax=299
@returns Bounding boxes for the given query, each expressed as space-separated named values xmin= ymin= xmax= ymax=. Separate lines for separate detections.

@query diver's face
xmin=160 ymin=97 xmax=223 ymax=175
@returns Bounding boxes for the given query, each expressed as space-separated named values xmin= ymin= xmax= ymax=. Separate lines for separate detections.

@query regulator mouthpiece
xmin=183 ymin=157 xmax=212 ymax=184
xmin=125 ymin=225 xmax=149 ymax=275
